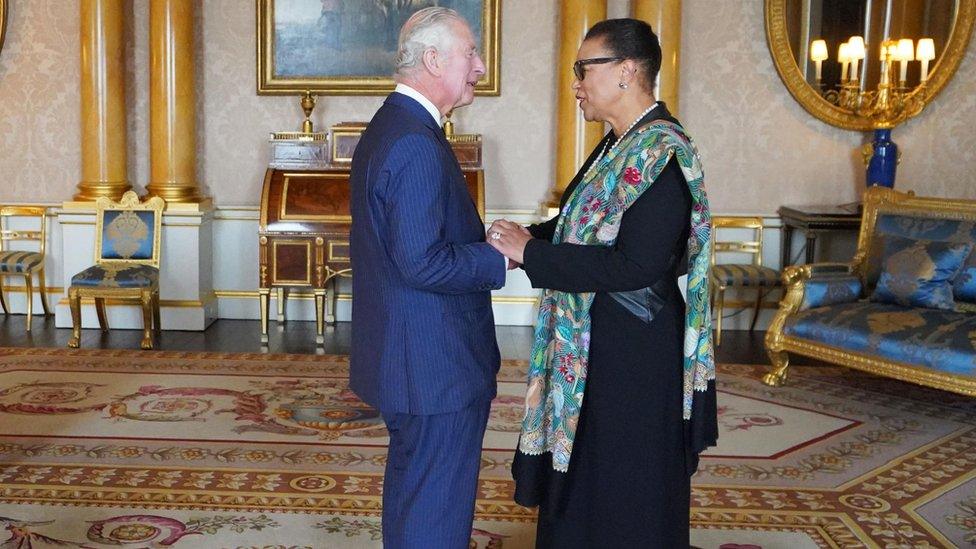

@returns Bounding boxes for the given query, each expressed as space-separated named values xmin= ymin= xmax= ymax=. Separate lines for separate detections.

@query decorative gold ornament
xmin=300 ymin=90 xmax=316 ymax=134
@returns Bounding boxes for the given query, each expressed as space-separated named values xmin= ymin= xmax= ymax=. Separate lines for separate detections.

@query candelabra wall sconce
xmin=765 ymin=0 xmax=976 ymax=191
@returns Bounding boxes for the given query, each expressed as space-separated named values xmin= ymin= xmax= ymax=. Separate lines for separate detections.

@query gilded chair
xmin=68 ymin=191 xmax=165 ymax=350
xmin=0 ymin=206 xmax=50 ymax=330
xmin=710 ymin=216 xmax=781 ymax=346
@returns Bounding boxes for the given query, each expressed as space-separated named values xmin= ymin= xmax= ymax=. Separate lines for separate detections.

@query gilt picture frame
xmin=0 ymin=0 xmax=8 ymax=60
xmin=256 ymin=0 xmax=500 ymax=96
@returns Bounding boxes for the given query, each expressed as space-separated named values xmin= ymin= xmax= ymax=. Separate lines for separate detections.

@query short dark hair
xmin=584 ymin=18 xmax=662 ymax=93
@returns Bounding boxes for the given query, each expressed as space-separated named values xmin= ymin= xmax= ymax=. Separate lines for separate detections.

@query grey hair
xmin=394 ymin=7 xmax=463 ymax=76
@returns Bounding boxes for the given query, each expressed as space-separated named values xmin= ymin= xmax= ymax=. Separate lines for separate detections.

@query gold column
xmin=147 ymin=0 xmax=209 ymax=208
xmin=76 ymin=0 xmax=129 ymax=201
xmin=632 ymin=0 xmax=682 ymax=115
xmin=549 ymin=0 xmax=607 ymax=208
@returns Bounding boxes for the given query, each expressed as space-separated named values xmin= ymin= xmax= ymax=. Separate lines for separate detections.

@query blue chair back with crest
xmin=94 ymin=192 xmax=164 ymax=268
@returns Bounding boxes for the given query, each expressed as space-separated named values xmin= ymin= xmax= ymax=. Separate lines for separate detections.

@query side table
xmin=777 ymin=204 xmax=861 ymax=267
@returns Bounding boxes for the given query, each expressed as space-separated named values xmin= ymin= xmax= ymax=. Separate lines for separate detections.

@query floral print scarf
xmin=518 ymin=120 xmax=714 ymax=473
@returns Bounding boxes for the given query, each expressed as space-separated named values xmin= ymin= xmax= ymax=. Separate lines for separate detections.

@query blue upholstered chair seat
xmin=71 ymin=264 xmax=159 ymax=288
xmin=712 ymin=264 xmax=781 ymax=287
xmin=0 ymin=250 xmax=44 ymax=273
xmin=785 ymin=301 xmax=976 ymax=376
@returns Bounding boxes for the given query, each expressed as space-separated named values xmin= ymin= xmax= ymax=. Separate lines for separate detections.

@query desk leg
xmin=259 ymin=288 xmax=270 ymax=345
xmin=325 ymin=280 xmax=337 ymax=325
xmin=805 ymin=233 xmax=818 ymax=264
xmin=781 ymin=226 xmax=793 ymax=268
xmin=276 ymin=288 xmax=286 ymax=323
xmin=314 ymin=289 xmax=326 ymax=345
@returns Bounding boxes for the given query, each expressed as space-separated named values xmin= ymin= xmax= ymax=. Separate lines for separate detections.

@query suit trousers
xmin=381 ymin=399 xmax=492 ymax=549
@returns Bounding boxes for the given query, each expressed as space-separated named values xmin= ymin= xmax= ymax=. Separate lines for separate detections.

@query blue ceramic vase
xmin=866 ymin=128 xmax=897 ymax=188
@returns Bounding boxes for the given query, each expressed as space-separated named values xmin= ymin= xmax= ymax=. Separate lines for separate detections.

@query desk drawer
xmin=327 ymin=240 xmax=350 ymax=263
xmin=270 ymin=238 xmax=313 ymax=285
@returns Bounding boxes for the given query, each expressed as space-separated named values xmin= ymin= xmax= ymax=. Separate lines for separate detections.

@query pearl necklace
xmin=582 ymin=102 xmax=658 ymax=180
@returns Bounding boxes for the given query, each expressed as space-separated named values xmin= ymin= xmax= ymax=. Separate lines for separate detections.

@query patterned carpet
xmin=0 ymin=347 xmax=973 ymax=548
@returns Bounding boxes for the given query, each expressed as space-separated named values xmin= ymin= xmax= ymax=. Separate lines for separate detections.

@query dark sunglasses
xmin=573 ymin=57 xmax=624 ymax=80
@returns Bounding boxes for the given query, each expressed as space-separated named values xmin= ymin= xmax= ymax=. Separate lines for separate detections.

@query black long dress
xmin=512 ymin=104 xmax=718 ymax=548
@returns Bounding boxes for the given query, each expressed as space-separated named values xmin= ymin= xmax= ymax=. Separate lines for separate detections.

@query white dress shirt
xmin=394 ymin=83 xmax=441 ymax=124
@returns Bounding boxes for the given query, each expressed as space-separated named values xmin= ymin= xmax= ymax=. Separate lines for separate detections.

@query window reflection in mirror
xmin=786 ymin=0 xmax=956 ymax=93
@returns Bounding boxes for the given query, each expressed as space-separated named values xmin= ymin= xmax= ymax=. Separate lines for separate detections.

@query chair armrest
xmin=766 ymin=262 xmax=860 ymax=367
xmin=780 ymin=262 xmax=860 ymax=311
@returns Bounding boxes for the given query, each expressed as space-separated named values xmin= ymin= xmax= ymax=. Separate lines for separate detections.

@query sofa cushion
xmin=784 ymin=302 xmax=976 ymax=377
xmin=870 ymin=235 xmax=972 ymax=310
xmin=801 ymin=274 xmax=862 ymax=310
xmin=955 ymin=250 xmax=976 ymax=304
xmin=866 ymin=214 xmax=976 ymax=306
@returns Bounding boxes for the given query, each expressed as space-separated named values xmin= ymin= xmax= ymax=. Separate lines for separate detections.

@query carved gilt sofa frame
xmin=763 ymin=186 xmax=976 ymax=396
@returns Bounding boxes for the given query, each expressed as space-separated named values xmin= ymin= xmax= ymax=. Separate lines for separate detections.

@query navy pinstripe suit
xmin=349 ymin=91 xmax=506 ymax=548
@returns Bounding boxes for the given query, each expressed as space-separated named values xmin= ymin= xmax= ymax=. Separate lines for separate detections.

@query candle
xmin=897 ymin=39 xmax=914 ymax=83
xmin=847 ymin=36 xmax=866 ymax=81
xmin=838 ymin=43 xmax=850 ymax=83
xmin=916 ymin=38 xmax=935 ymax=82
xmin=810 ymin=39 xmax=828 ymax=81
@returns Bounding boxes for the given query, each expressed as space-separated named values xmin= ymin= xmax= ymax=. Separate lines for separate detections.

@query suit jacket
xmin=349 ymin=92 xmax=506 ymax=415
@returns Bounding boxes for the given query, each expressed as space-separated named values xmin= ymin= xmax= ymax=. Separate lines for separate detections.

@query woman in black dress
xmin=487 ymin=19 xmax=718 ymax=548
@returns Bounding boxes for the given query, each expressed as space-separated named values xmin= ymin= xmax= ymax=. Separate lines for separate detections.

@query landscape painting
xmin=257 ymin=0 xmax=500 ymax=95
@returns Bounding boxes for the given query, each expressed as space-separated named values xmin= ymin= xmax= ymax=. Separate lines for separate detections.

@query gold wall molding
xmin=58 ymin=298 xmax=210 ymax=308
xmin=2 ymin=285 xmax=63 ymax=295
xmin=57 ymin=290 xmax=215 ymax=308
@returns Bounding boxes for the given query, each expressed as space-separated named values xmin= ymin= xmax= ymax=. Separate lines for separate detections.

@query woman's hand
xmin=487 ymin=219 xmax=533 ymax=265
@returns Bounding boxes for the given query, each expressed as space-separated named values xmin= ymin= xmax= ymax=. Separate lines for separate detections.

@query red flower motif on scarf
xmin=623 ymin=166 xmax=641 ymax=185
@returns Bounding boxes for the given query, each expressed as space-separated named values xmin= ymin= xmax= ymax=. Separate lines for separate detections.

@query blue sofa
xmin=763 ymin=187 xmax=976 ymax=395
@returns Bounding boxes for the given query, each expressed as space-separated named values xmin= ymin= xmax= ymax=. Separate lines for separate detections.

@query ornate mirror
xmin=0 ymin=0 xmax=7 ymax=59
xmin=766 ymin=0 xmax=975 ymax=130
